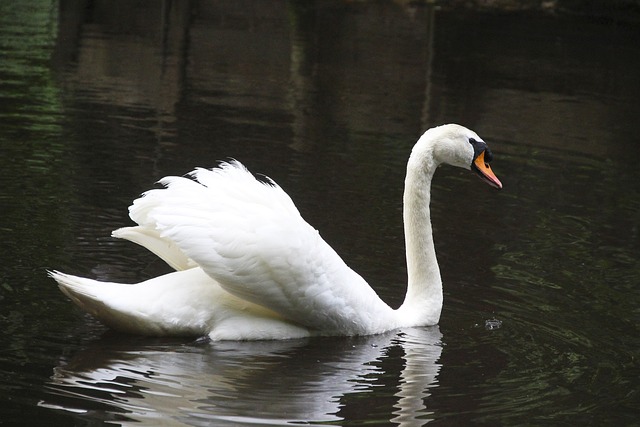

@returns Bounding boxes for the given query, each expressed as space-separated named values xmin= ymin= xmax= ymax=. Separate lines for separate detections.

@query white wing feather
xmin=128 ymin=162 xmax=394 ymax=335
xmin=111 ymin=225 xmax=197 ymax=271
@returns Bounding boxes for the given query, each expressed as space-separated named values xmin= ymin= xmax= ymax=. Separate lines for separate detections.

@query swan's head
xmin=414 ymin=124 xmax=502 ymax=189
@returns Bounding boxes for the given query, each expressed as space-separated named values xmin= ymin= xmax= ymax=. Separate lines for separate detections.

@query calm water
xmin=1 ymin=1 xmax=639 ymax=425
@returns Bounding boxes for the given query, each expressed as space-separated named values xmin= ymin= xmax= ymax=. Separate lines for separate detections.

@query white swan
xmin=50 ymin=124 xmax=502 ymax=341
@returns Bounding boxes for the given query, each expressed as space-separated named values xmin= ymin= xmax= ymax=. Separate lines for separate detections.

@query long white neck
xmin=397 ymin=139 xmax=443 ymax=326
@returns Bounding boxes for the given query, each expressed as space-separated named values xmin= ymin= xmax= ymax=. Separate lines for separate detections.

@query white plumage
xmin=50 ymin=124 xmax=502 ymax=340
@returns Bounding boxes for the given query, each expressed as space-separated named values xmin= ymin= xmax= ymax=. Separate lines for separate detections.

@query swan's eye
xmin=469 ymin=138 xmax=486 ymax=160
xmin=469 ymin=138 xmax=495 ymax=166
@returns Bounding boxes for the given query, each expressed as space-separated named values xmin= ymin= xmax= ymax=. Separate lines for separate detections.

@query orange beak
xmin=473 ymin=151 xmax=502 ymax=189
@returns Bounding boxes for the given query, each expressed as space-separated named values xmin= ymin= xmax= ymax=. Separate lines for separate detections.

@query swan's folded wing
xmin=130 ymin=162 xmax=392 ymax=335
xmin=111 ymin=226 xmax=197 ymax=271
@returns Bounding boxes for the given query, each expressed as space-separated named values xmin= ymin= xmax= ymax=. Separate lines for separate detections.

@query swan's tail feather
xmin=49 ymin=270 xmax=164 ymax=335
xmin=50 ymin=270 xmax=104 ymax=312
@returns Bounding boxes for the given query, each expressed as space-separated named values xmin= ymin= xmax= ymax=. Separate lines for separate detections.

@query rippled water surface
xmin=1 ymin=1 xmax=639 ymax=425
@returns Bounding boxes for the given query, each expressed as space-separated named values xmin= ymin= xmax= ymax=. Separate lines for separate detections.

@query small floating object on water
xmin=485 ymin=318 xmax=503 ymax=330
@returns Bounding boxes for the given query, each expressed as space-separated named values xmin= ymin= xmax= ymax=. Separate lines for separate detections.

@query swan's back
xmin=130 ymin=162 xmax=395 ymax=335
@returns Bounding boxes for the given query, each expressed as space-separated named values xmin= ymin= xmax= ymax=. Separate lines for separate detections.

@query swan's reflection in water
xmin=42 ymin=327 xmax=442 ymax=426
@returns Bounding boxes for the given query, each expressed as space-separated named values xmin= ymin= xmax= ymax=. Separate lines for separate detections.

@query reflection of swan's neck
xmin=398 ymin=140 xmax=443 ymax=326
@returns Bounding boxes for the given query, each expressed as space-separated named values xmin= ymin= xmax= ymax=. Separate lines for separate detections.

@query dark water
xmin=1 ymin=0 xmax=639 ymax=425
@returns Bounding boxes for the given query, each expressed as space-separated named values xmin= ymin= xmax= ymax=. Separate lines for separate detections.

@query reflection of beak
xmin=472 ymin=151 xmax=502 ymax=189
